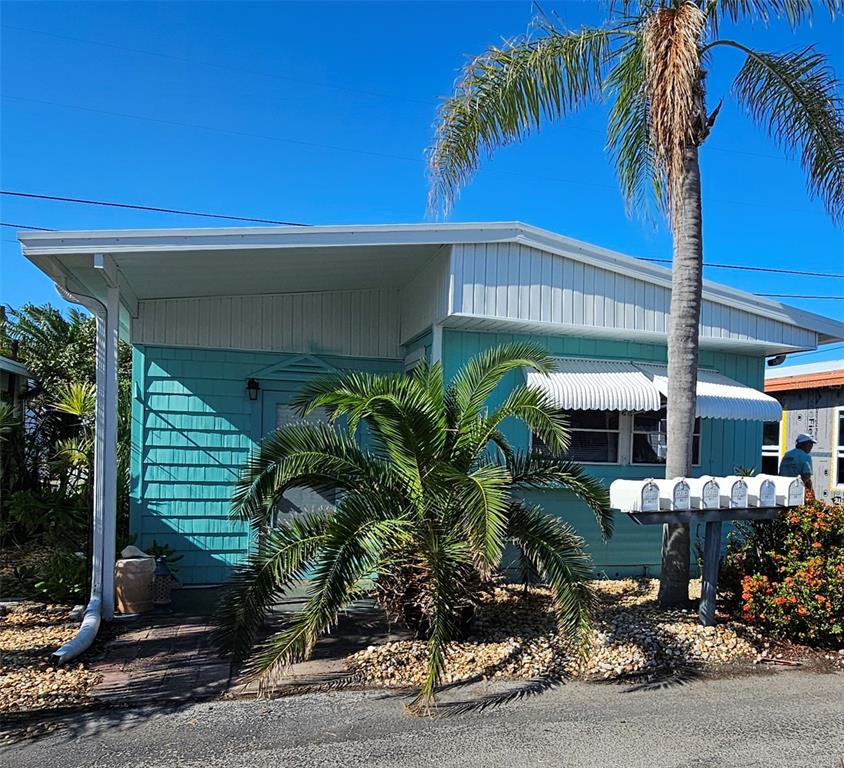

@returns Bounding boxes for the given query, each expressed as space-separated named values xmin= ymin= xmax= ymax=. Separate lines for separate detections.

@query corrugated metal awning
xmin=635 ymin=363 xmax=782 ymax=422
xmin=527 ymin=358 xmax=782 ymax=421
xmin=526 ymin=358 xmax=662 ymax=412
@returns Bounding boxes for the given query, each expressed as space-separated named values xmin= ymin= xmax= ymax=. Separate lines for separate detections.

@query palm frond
xmin=483 ymin=385 xmax=571 ymax=456
xmin=245 ymin=496 xmax=410 ymax=691
xmin=606 ymin=29 xmax=664 ymax=217
xmin=451 ymin=463 xmax=511 ymax=574
xmin=506 ymin=501 xmax=595 ymax=648
xmin=507 ymin=452 xmax=613 ymax=540
xmin=706 ymin=0 xmax=840 ymax=33
xmin=231 ymin=422 xmax=397 ymax=530
xmin=212 ymin=513 xmax=330 ymax=659
xmin=446 ymin=341 xmax=556 ymax=438
xmin=428 ymin=26 xmax=620 ymax=215
xmin=52 ymin=381 xmax=96 ymax=420
xmin=726 ymin=43 xmax=844 ymax=223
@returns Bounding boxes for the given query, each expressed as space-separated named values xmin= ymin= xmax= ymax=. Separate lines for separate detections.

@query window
xmin=761 ymin=420 xmax=782 ymax=475
xmin=533 ymin=410 xmax=620 ymax=464
xmin=835 ymin=409 xmax=844 ymax=488
xmin=631 ymin=408 xmax=700 ymax=465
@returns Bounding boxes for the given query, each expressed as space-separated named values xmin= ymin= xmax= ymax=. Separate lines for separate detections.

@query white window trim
xmin=762 ymin=418 xmax=784 ymax=458
xmin=834 ymin=406 xmax=844 ymax=490
xmin=529 ymin=412 xmax=624 ymax=466
xmin=629 ymin=411 xmax=702 ymax=467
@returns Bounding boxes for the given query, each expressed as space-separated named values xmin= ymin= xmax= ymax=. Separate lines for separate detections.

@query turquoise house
xmin=21 ymin=222 xmax=844 ymax=599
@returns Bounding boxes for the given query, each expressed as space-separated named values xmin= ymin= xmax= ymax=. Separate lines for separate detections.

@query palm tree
xmin=428 ymin=0 xmax=844 ymax=606
xmin=214 ymin=342 xmax=611 ymax=711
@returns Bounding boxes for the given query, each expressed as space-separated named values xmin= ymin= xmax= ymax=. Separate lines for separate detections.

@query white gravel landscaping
xmin=347 ymin=579 xmax=759 ymax=687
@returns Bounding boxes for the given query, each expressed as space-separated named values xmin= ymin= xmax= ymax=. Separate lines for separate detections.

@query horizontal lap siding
xmin=442 ymin=329 xmax=764 ymax=577
xmin=450 ymin=243 xmax=816 ymax=349
xmin=130 ymin=345 xmax=402 ymax=585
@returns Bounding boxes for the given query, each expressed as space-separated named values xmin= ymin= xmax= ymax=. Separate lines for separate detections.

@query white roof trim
xmin=17 ymin=221 xmax=844 ymax=343
xmin=528 ymin=357 xmax=782 ymax=421
xmin=0 ymin=356 xmax=30 ymax=378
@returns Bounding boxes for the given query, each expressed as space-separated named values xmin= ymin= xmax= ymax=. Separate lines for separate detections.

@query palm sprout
xmin=215 ymin=343 xmax=611 ymax=712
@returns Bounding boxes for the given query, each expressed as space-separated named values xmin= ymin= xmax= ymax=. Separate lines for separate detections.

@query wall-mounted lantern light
xmin=246 ymin=378 xmax=261 ymax=401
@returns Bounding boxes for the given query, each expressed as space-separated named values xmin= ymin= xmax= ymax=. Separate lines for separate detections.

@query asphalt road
xmin=4 ymin=670 xmax=843 ymax=768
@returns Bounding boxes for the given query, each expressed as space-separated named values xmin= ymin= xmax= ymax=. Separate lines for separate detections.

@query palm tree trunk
xmin=658 ymin=143 xmax=704 ymax=608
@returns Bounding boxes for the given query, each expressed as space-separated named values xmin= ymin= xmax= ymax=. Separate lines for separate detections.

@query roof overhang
xmin=17 ymin=221 xmax=844 ymax=349
xmin=0 ymin=356 xmax=30 ymax=378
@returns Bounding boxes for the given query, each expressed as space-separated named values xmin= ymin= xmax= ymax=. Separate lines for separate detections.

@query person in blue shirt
xmin=779 ymin=433 xmax=815 ymax=495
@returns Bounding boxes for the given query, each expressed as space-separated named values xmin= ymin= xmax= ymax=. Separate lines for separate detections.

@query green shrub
xmin=723 ymin=501 xmax=844 ymax=647
xmin=31 ymin=549 xmax=87 ymax=604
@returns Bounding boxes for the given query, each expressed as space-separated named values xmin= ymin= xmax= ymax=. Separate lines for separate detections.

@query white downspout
xmin=51 ymin=284 xmax=110 ymax=663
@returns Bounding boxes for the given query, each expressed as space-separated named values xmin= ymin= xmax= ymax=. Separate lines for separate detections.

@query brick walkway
xmin=88 ymin=613 xmax=232 ymax=705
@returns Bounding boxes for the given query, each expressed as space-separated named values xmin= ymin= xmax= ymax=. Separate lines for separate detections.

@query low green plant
xmin=31 ymin=549 xmax=87 ymax=604
xmin=722 ymin=501 xmax=844 ymax=647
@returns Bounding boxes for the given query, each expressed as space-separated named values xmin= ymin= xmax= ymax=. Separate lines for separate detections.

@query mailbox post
xmin=611 ymin=475 xmax=800 ymax=627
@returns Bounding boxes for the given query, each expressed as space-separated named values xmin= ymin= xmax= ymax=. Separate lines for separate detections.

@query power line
xmin=641 ymin=258 xmax=844 ymax=279
xmin=1 ymin=192 xmax=309 ymax=226
xmin=3 ymin=195 xmax=843 ymax=285
xmin=758 ymin=294 xmax=844 ymax=300
xmin=0 ymin=221 xmax=53 ymax=231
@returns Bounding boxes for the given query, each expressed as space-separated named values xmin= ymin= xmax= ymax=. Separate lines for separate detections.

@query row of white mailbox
xmin=609 ymin=474 xmax=804 ymax=513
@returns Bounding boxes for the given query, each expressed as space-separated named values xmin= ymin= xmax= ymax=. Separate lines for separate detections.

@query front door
xmin=261 ymin=391 xmax=336 ymax=525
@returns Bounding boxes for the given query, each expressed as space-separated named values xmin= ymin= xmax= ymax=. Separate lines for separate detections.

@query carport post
xmin=101 ymin=284 xmax=120 ymax=620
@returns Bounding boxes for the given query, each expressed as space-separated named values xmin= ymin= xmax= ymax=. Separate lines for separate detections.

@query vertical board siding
xmin=130 ymin=345 xmax=402 ymax=584
xmin=133 ymin=289 xmax=402 ymax=359
xmin=450 ymin=243 xmax=817 ymax=349
xmin=441 ymin=328 xmax=765 ymax=577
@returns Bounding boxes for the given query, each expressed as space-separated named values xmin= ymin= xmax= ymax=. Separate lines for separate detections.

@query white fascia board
xmin=442 ymin=312 xmax=811 ymax=355
xmin=17 ymin=221 xmax=844 ymax=342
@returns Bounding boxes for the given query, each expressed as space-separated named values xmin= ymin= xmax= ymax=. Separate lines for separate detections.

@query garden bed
xmin=0 ymin=602 xmax=100 ymax=717
xmin=347 ymin=579 xmax=844 ymax=688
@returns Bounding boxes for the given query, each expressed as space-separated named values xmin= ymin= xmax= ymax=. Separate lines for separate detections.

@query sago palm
xmin=214 ymin=342 xmax=611 ymax=711
xmin=428 ymin=0 xmax=844 ymax=606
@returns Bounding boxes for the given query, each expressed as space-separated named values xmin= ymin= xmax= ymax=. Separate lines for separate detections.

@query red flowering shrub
xmin=722 ymin=501 xmax=844 ymax=647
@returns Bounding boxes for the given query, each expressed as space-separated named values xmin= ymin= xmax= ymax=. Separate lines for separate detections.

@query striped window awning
xmin=526 ymin=358 xmax=782 ymax=422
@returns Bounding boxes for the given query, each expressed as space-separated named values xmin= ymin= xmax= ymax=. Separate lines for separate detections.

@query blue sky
xmin=1 ymin=1 xmax=842 ymax=367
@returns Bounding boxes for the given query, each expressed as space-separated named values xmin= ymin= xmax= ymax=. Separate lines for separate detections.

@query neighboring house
xmin=764 ymin=360 xmax=844 ymax=504
xmin=19 ymin=222 xmax=844 ymax=590
xmin=0 ymin=355 xmax=30 ymax=417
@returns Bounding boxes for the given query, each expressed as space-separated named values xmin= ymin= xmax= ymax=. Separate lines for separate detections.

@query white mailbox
xmin=653 ymin=478 xmax=691 ymax=511
xmin=756 ymin=474 xmax=805 ymax=506
xmin=687 ymin=476 xmax=721 ymax=509
xmin=714 ymin=477 xmax=748 ymax=508
xmin=609 ymin=479 xmax=660 ymax=512
xmin=726 ymin=475 xmax=776 ymax=507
